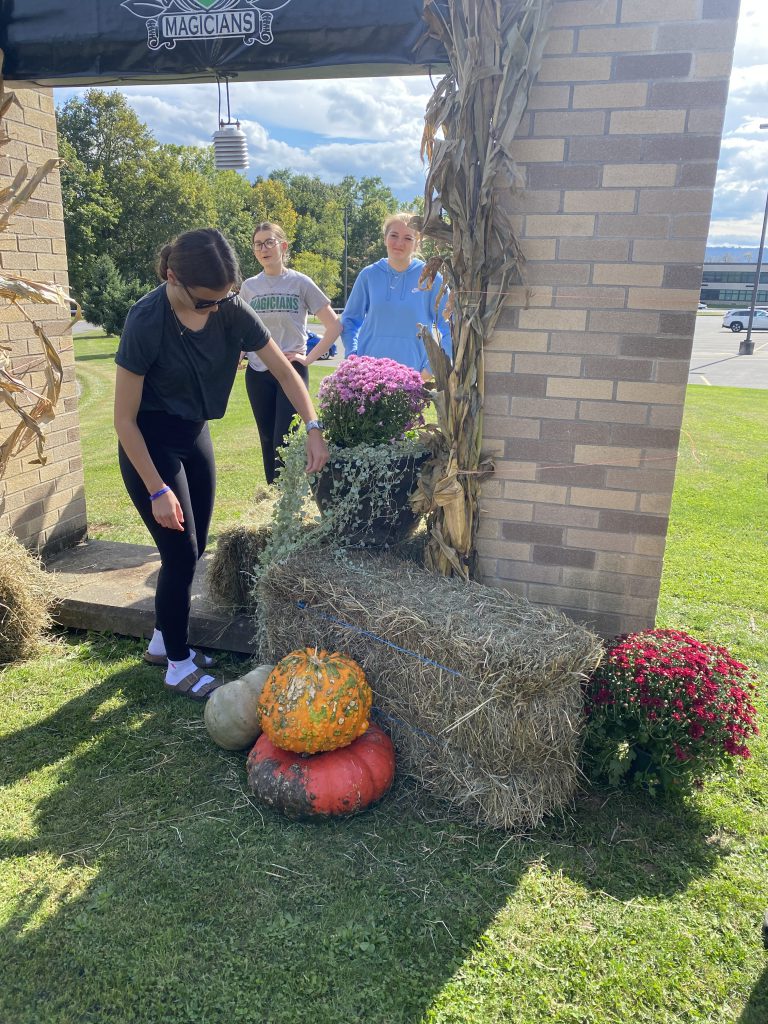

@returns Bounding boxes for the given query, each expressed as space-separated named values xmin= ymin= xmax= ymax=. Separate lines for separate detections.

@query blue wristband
xmin=149 ymin=485 xmax=171 ymax=502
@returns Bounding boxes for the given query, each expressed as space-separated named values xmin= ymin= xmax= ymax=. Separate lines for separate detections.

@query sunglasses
xmin=182 ymin=283 xmax=238 ymax=310
xmin=253 ymin=237 xmax=280 ymax=251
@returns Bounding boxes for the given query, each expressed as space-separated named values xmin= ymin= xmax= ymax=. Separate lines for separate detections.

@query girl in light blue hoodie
xmin=341 ymin=213 xmax=452 ymax=378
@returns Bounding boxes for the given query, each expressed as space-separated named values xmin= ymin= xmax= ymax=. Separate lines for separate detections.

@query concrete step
xmin=45 ymin=539 xmax=256 ymax=656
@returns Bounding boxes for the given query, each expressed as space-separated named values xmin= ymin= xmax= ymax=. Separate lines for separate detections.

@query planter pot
xmin=312 ymin=447 xmax=430 ymax=548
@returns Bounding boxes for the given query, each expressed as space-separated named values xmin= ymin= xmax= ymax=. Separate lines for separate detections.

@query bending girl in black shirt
xmin=114 ymin=228 xmax=327 ymax=700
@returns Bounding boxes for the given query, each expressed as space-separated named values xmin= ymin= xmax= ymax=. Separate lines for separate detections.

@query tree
xmin=58 ymin=92 xmax=218 ymax=288
xmin=293 ymin=202 xmax=344 ymax=261
xmin=81 ymin=254 xmax=144 ymax=337
xmin=337 ymin=176 xmax=399 ymax=294
xmin=183 ymin=149 xmax=258 ymax=277
xmin=272 ymin=170 xmax=337 ymax=220
xmin=292 ymin=252 xmax=340 ymax=300
xmin=58 ymin=136 xmax=120 ymax=302
xmin=116 ymin=145 xmax=216 ymax=279
xmin=250 ymin=178 xmax=297 ymax=240
xmin=56 ymin=89 xmax=154 ymax=182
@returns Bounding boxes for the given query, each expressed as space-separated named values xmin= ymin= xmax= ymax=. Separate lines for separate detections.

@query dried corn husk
xmin=0 ymin=53 xmax=69 ymax=476
xmin=418 ymin=0 xmax=551 ymax=577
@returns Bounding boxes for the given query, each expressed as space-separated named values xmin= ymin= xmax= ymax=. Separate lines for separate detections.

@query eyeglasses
xmin=253 ymin=237 xmax=280 ymax=251
xmin=182 ymin=284 xmax=238 ymax=310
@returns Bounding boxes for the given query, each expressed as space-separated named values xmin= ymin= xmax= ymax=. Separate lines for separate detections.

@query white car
xmin=721 ymin=308 xmax=768 ymax=333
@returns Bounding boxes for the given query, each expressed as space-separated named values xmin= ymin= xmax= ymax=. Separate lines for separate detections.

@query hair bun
xmin=157 ymin=243 xmax=174 ymax=280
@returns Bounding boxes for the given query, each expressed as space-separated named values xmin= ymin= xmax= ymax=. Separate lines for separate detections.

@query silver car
xmin=721 ymin=308 xmax=768 ymax=333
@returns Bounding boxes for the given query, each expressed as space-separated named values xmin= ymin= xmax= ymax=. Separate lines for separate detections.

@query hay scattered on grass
xmin=0 ymin=531 xmax=55 ymax=664
xmin=259 ymin=547 xmax=605 ymax=831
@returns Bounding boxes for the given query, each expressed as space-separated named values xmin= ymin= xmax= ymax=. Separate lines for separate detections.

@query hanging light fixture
xmin=212 ymin=76 xmax=248 ymax=170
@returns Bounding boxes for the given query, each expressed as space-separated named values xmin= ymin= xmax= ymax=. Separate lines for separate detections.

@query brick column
xmin=0 ymin=86 xmax=87 ymax=554
xmin=478 ymin=0 xmax=739 ymax=636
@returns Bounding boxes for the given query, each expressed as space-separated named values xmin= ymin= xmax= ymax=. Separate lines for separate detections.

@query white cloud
xmin=56 ymin=75 xmax=433 ymax=197
xmin=705 ymin=213 xmax=766 ymax=246
xmin=709 ymin=3 xmax=768 ymax=247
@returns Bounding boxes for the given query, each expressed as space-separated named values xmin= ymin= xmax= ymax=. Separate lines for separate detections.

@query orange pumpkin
xmin=258 ymin=648 xmax=372 ymax=754
xmin=247 ymin=723 xmax=395 ymax=820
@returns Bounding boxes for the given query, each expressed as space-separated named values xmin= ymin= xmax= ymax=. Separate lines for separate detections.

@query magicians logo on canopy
xmin=121 ymin=0 xmax=292 ymax=51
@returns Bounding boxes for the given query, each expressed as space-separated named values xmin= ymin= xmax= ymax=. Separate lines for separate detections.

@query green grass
xmin=74 ymin=330 xmax=335 ymax=544
xmin=1 ymin=377 xmax=767 ymax=1022
xmin=657 ymin=386 xmax=768 ymax=667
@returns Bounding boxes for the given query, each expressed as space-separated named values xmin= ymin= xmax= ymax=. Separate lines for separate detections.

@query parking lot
xmin=689 ymin=312 xmax=768 ymax=389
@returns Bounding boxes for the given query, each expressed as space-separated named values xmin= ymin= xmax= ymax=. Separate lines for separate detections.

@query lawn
xmin=0 ymin=359 xmax=766 ymax=1022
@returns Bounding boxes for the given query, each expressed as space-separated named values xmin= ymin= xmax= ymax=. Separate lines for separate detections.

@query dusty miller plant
xmin=258 ymin=426 xmax=428 ymax=571
xmin=251 ymin=426 xmax=429 ymax=657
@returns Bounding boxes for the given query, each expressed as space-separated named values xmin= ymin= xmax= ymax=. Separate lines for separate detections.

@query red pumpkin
xmin=246 ymin=724 xmax=395 ymax=821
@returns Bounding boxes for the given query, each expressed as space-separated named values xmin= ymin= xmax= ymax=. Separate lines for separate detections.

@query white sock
xmin=166 ymin=656 xmax=214 ymax=693
xmin=147 ymin=628 xmax=166 ymax=656
xmin=149 ymin=631 xmax=205 ymax=665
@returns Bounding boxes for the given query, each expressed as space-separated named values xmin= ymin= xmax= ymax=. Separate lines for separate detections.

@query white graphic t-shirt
xmin=239 ymin=268 xmax=329 ymax=372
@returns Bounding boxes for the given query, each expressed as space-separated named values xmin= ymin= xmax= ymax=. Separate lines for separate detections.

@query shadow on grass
xmin=739 ymin=966 xmax=768 ymax=1024
xmin=0 ymin=640 xmax=733 ymax=1024
xmin=532 ymin=785 xmax=723 ymax=901
xmin=74 ymin=350 xmax=118 ymax=362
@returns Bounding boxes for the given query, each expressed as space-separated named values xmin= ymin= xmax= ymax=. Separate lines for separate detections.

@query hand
xmin=151 ymin=489 xmax=185 ymax=531
xmin=305 ymin=430 xmax=329 ymax=475
xmin=288 ymin=353 xmax=309 ymax=367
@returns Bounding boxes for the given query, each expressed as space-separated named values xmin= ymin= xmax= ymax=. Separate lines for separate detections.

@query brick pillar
xmin=0 ymin=85 xmax=87 ymax=555
xmin=478 ymin=0 xmax=739 ymax=636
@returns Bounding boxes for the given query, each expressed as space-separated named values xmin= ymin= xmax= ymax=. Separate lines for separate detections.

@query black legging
xmin=245 ymin=362 xmax=308 ymax=485
xmin=118 ymin=411 xmax=215 ymax=662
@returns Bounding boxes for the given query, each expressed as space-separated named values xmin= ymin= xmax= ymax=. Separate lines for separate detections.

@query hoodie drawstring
xmin=383 ymin=263 xmax=412 ymax=302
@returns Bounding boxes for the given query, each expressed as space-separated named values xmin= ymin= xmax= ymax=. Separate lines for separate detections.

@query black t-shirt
xmin=115 ymin=284 xmax=270 ymax=420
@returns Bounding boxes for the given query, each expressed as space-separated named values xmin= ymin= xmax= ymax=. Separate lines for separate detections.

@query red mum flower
xmin=584 ymin=627 xmax=760 ymax=794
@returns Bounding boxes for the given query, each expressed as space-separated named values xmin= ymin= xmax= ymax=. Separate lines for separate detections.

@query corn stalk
xmin=412 ymin=0 xmax=550 ymax=578
xmin=0 ymin=51 xmax=73 ymax=477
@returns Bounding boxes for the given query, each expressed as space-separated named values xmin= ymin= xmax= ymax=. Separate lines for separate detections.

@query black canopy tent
xmin=0 ymin=0 xmax=447 ymax=86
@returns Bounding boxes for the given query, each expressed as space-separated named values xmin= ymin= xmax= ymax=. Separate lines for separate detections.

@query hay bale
xmin=0 ymin=532 xmax=55 ymax=664
xmin=258 ymin=548 xmax=604 ymax=831
xmin=206 ymin=525 xmax=271 ymax=611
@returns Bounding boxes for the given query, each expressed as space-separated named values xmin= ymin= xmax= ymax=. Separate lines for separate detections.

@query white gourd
xmin=204 ymin=664 xmax=274 ymax=750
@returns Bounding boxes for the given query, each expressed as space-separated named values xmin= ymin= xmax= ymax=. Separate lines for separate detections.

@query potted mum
xmin=312 ymin=355 xmax=431 ymax=546
xmin=583 ymin=628 xmax=759 ymax=795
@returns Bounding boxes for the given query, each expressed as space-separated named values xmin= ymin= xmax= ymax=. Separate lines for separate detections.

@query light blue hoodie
xmin=341 ymin=258 xmax=452 ymax=373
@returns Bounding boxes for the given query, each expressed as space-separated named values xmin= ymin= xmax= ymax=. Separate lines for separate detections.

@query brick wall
xmin=0 ymin=86 xmax=87 ymax=555
xmin=478 ymin=0 xmax=739 ymax=636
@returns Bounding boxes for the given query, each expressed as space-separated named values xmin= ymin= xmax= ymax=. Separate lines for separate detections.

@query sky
xmin=54 ymin=2 xmax=768 ymax=248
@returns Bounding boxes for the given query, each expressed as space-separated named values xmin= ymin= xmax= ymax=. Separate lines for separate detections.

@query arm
xmin=293 ymin=304 xmax=342 ymax=366
xmin=340 ymin=273 xmax=369 ymax=356
xmin=258 ymin=339 xmax=329 ymax=474
xmin=113 ymin=366 xmax=184 ymax=531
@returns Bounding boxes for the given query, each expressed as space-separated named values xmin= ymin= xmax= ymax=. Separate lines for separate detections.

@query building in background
xmin=700 ymin=262 xmax=768 ymax=308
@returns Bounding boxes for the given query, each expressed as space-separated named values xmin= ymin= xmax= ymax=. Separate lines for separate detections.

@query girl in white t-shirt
xmin=239 ymin=222 xmax=341 ymax=483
